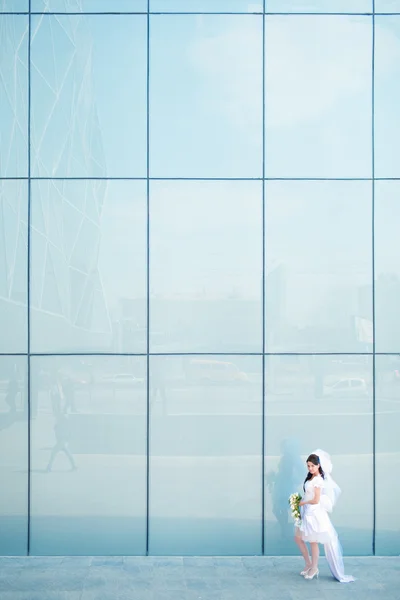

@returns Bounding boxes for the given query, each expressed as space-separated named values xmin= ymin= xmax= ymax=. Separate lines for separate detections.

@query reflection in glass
xmin=374 ymin=16 xmax=400 ymax=178
xmin=0 ymin=15 xmax=28 ymax=177
xmin=150 ymin=15 xmax=263 ymax=177
xmin=376 ymin=1 xmax=400 ymax=12
xmin=0 ymin=0 xmax=28 ymax=11
xmin=266 ymin=0 xmax=371 ymax=12
xmin=32 ymin=0 xmax=147 ymax=11
xmin=265 ymin=181 xmax=372 ymax=353
xmin=149 ymin=355 xmax=262 ymax=555
xmin=265 ymin=15 xmax=372 ymax=178
xmin=150 ymin=181 xmax=263 ymax=353
xmin=30 ymin=356 xmax=147 ymax=555
xmin=30 ymin=180 xmax=147 ymax=353
xmin=0 ymin=181 xmax=28 ymax=353
xmin=0 ymin=356 xmax=28 ymax=555
xmin=375 ymin=182 xmax=400 ymax=352
xmin=265 ymin=355 xmax=373 ymax=555
xmin=151 ymin=0 xmax=263 ymax=11
xmin=375 ymin=356 xmax=400 ymax=555
xmin=31 ymin=14 xmax=147 ymax=177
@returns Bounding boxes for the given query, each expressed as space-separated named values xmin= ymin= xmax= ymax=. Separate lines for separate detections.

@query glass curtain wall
xmin=0 ymin=0 xmax=399 ymax=556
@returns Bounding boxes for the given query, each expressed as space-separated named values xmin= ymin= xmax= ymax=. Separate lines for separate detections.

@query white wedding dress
xmin=297 ymin=450 xmax=355 ymax=584
xmin=299 ymin=475 xmax=336 ymax=544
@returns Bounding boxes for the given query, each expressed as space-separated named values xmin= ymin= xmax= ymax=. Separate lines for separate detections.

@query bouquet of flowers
xmin=288 ymin=492 xmax=302 ymax=527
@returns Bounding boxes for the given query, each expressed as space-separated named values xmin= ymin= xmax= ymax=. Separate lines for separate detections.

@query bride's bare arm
xmin=299 ymin=487 xmax=321 ymax=506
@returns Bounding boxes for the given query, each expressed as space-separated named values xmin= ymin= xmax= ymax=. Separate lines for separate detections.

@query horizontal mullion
xmin=30 ymin=11 xmax=147 ymax=15
xmin=264 ymin=11 xmax=373 ymax=16
xmin=0 ymin=11 xmax=373 ymax=16
xmin=30 ymin=352 xmax=147 ymax=357
xmin=24 ymin=351 xmax=378 ymax=357
xmin=1 ymin=177 xmax=388 ymax=181
xmin=3 ymin=10 xmax=390 ymax=16
xmin=0 ymin=352 xmax=397 ymax=357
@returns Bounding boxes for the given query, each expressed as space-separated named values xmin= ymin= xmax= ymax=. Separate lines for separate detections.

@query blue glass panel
xmin=265 ymin=354 xmax=373 ymax=555
xmin=376 ymin=1 xmax=400 ymax=12
xmin=0 ymin=0 xmax=28 ymax=11
xmin=375 ymin=182 xmax=400 ymax=352
xmin=150 ymin=180 xmax=263 ymax=353
xmin=0 ymin=356 xmax=28 ymax=556
xmin=150 ymin=14 xmax=263 ymax=177
xmin=375 ymin=16 xmax=400 ymax=177
xmin=30 ymin=180 xmax=147 ymax=353
xmin=151 ymin=0 xmax=263 ymax=12
xmin=149 ymin=355 xmax=263 ymax=555
xmin=265 ymin=181 xmax=373 ymax=353
xmin=265 ymin=15 xmax=372 ymax=178
xmin=375 ymin=355 xmax=400 ymax=555
xmin=0 ymin=180 xmax=28 ymax=353
xmin=0 ymin=15 xmax=28 ymax=177
xmin=31 ymin=15 xmax=147 ymax=177
xmin=266 ymin=0 xmax=371 ymax=12
xmin=32 ymin=0 xmax=147 ymax=12
xmin=30 ymin=355 xmax=147 ymax=555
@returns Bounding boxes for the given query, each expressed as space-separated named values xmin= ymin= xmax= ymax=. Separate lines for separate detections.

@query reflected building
xmin=29 ymin=13 xmax=112 ymax=351
xmin=1 ymin=2 xmax=400 ymax=559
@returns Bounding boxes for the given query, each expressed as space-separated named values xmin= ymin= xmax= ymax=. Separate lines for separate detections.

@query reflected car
xmin=184 ymin=360 xmax=249 ymax=385
xmin=323 ymin=377 xmax=368 ymax=397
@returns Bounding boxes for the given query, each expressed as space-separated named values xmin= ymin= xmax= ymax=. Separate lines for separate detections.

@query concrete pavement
xmin=0 ymin=556 xmax=398 ymax=600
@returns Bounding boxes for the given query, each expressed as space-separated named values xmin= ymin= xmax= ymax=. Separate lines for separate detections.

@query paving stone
xmin=0 ymin=556 xmax=398 ymax=600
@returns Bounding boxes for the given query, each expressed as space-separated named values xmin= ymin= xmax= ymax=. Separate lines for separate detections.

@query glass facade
xmin=0 ymin=0 xmax=399 ymax=557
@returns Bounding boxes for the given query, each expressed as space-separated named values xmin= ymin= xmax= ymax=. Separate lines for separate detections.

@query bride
xmin=294 ymin=449 xmax=355 ymax=583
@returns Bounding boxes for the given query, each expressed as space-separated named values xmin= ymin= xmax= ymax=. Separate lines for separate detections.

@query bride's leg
xmin=310 ymin=542 xmax=320 ymax=570
xmin=294 ymin=530 xmax=311 ymax=569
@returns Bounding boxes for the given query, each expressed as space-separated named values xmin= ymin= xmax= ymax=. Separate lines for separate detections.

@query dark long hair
xmin=303 ymin=453 xmax=325 ymax=491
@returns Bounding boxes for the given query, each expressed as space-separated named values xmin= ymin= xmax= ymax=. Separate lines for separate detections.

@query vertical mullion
xmin=261 ymin=0 xmax=266 ymax=556
xmin=146 ymin=0 xmax=151 ymax=557
xmin=372 ymin=0 xmax=376 ymax=557
xmin=27 ymin=0 xmax=32 ymax=557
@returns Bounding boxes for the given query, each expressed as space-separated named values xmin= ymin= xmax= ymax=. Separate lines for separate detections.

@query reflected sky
xmin=32 ymin=0 xmax=147 ymax=11
xmin=265 ymin=15 xmax=372 ymax=178
xmin=0 ymin=0 xmax=28 ymax=11
xmin=3 ymin=13 xmax=400 ymax=179
xmin=266 ymin=0 xmax=372 ymax=11
xmin=30 ymin=14 xmax=147 ymax=177
xmin=151 ymin=0 xmax=263 ymax=11
xmin=376 ymin=0 xmax=400 ymax=12
xmin=0 ymin=15 xmax=28 ymax=178
xmin=150 ymin=14 xmax=263 ymax=177
xmin=375 ymin=16 xmax=400 ymax=177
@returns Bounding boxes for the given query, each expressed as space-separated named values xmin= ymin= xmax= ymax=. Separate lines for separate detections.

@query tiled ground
xmin=0 ymin=556 xmax=398 ymax=600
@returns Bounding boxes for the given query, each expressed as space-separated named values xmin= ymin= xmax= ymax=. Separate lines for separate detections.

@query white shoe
xmin=304 ymin=568 xmax=319 ymax=580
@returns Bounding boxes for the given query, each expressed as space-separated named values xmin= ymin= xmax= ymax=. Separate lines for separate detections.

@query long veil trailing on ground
xmin=312 ymin=449 xmax=355 ymax=583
